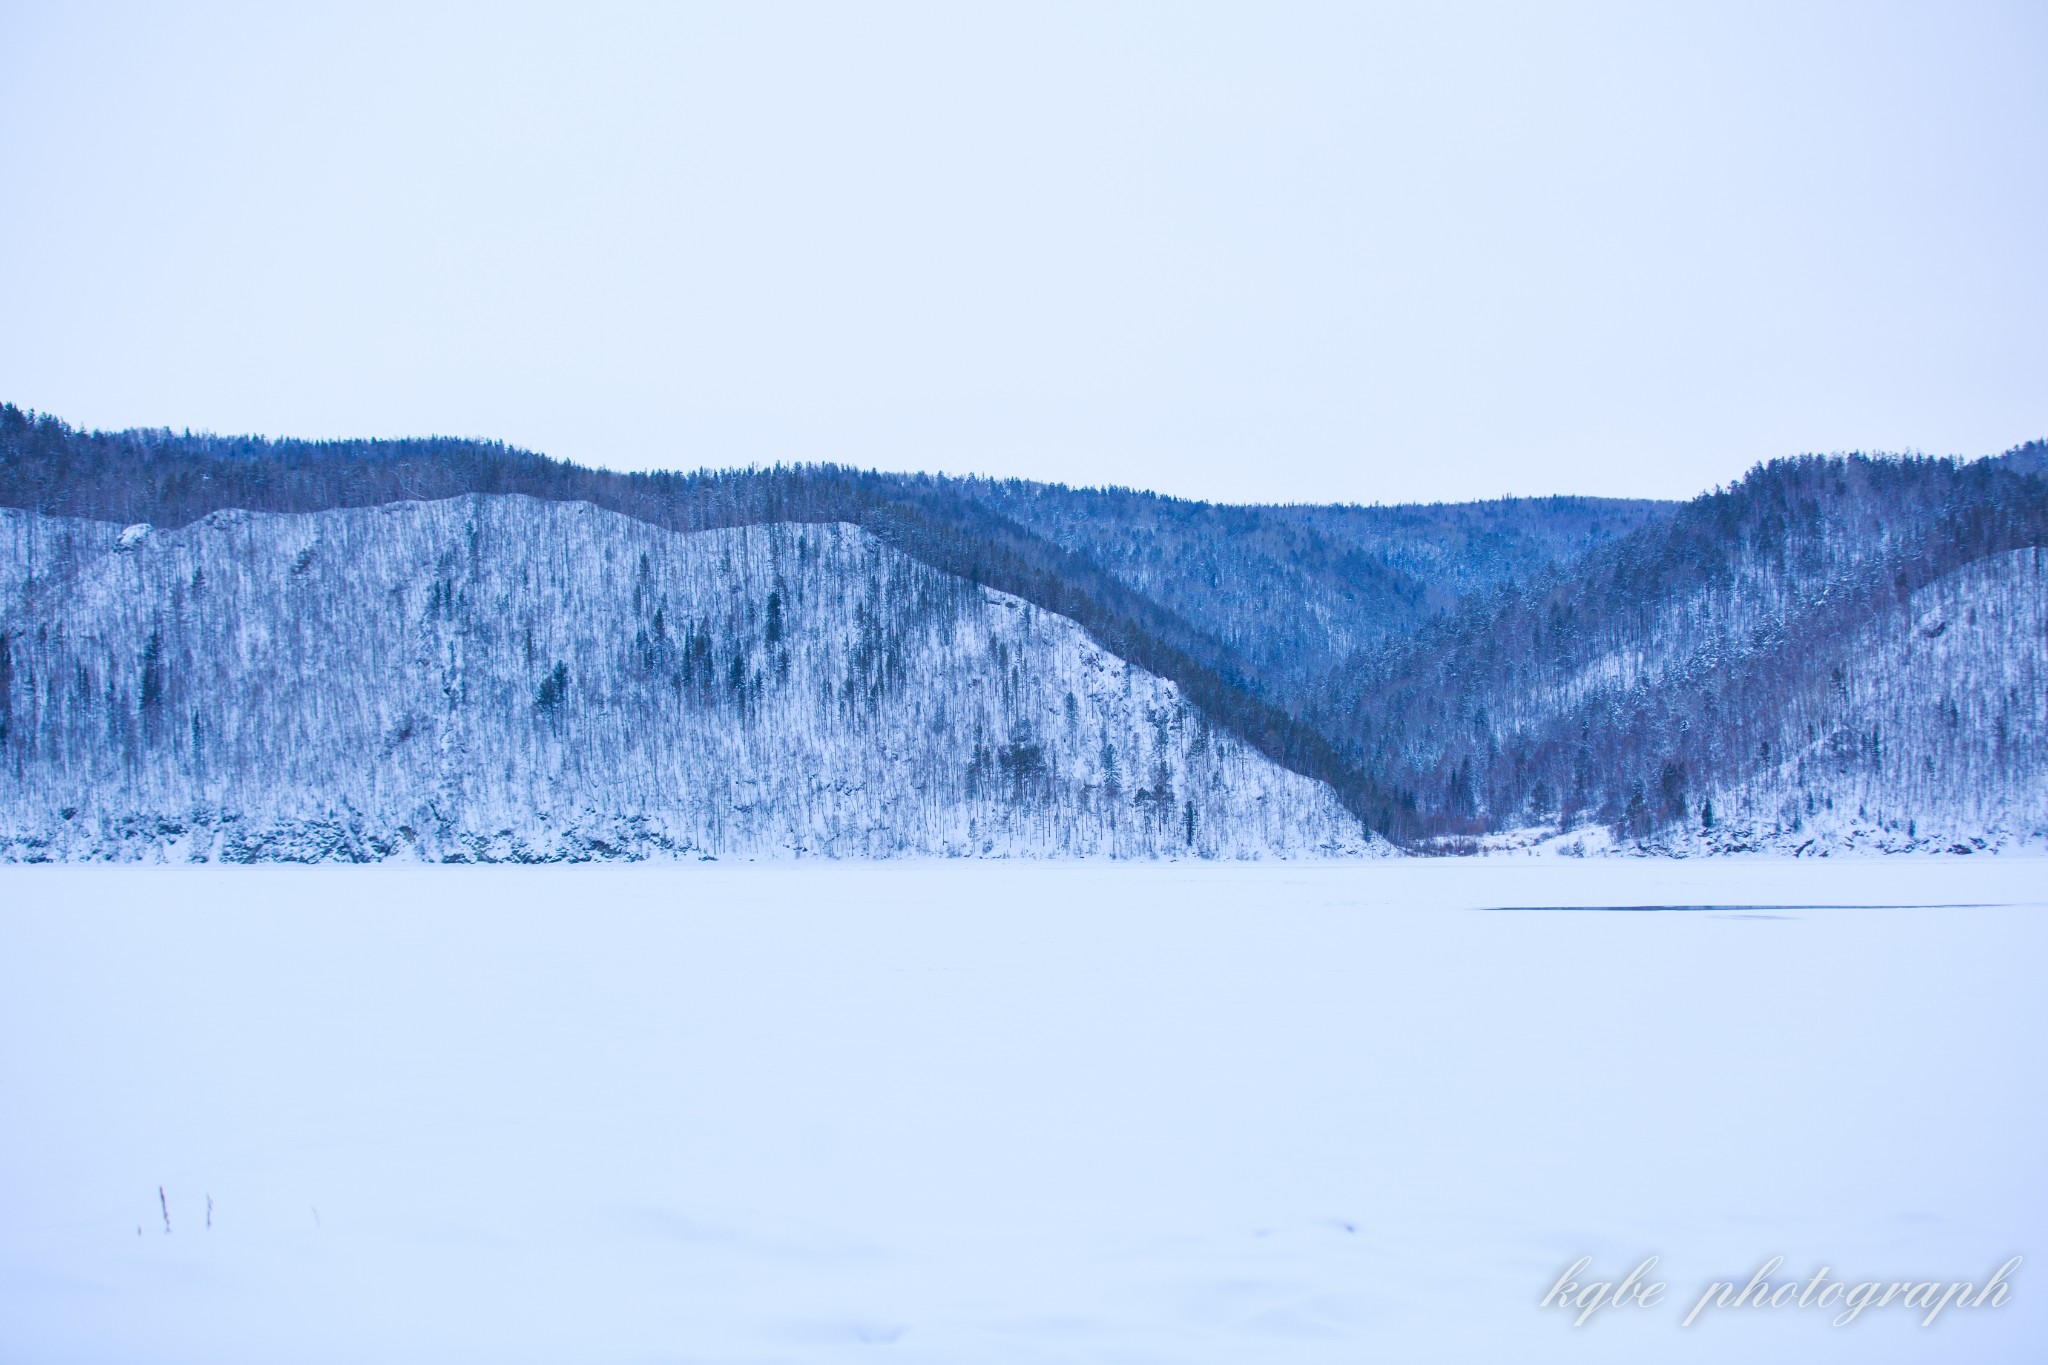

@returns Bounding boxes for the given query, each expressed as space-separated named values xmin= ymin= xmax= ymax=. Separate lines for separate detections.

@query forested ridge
xmin=0 ymin=498 xmax=1371 ymax=861
xmin=1308 ymin=452 xmax=2048 ymax=846
xmin=3 ymin=403 xmax=2042 ymax=853
xmin=0 ymin=404 xmax=1388 ymax=828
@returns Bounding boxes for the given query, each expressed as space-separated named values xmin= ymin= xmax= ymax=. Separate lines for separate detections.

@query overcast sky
xmin=3 ymin=2 xmax=2043 ymax=504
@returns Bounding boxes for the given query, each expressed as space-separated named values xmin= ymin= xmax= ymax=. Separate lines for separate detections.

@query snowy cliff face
xmin=0 ymin=499 xmax=1379 ymax=861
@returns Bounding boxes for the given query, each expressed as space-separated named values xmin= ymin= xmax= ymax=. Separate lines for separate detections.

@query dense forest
xmin=1305 ymin=452 xmax=2048 ymax=847
xmin=2 ymin=403 xmax=2043 ymax=856
xmin=0 ymin=498 xmax=1371 ymax=860
xmin=953 ymin=478 xmax=1670 ymax=699
xmin=0 ymin=403 xmax=1379 ymax=824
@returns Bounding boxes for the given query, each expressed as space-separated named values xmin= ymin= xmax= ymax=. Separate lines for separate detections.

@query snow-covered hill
xmin=0 ymin=498 xmax=1379 ymax=861
xmin=1458 ymin=546 xmax=2047 ymax=858
xmin=1668 ymin=546 xmax=2047 ymax=855
xmin=1306 ymin=455 xmax=2047 ymax=849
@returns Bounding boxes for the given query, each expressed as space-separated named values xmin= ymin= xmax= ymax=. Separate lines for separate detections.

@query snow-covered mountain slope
xmin=1467 ymin=545 xmax=2047 ymax=857
xmin=1669 ymin=546 xmax=2047 ymax=854
xmin=1309 ymin=455 xmax=2046 ymax=846
xmin=0 ymin=498 xmax=1379 ymax=861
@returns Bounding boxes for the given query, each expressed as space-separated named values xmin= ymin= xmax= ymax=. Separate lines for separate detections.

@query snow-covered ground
xmin=2 ymin=861 xmax=2043 ymax=1363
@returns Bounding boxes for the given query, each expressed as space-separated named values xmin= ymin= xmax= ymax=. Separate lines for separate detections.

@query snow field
xmin=1 ymin=859 xmax=2043 ymax=1363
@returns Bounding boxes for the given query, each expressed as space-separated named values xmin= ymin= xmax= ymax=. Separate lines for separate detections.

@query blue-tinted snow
xmin=1 ymin=860 xmax=2042 ymax=1363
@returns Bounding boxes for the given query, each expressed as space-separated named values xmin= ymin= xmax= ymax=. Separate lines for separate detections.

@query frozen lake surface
xmin=2 ymin=860 xmax=2043 ymax=1363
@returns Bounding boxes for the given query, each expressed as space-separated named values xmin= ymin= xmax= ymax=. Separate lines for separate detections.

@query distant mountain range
xmin=2 ymin=402 xmax=2042 ymax=859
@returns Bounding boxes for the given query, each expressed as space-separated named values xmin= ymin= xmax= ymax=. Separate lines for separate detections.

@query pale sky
xmin=2 ymin=2 xmax=2043 ymax=504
